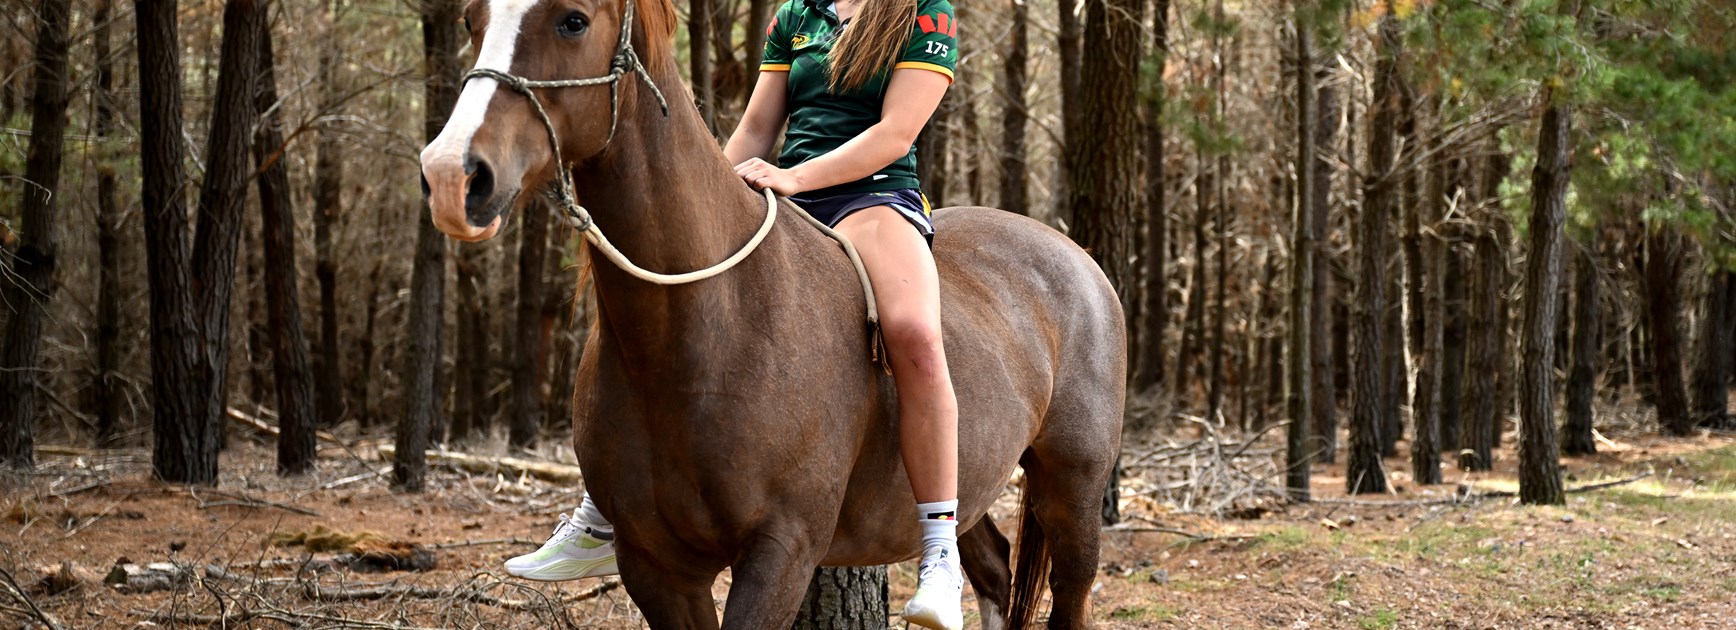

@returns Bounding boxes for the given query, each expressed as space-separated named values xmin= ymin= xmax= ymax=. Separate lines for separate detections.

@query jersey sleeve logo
xmin=915 ymin=13 xmax=957 ymax=37
xmin=766 ymin=16 xmax=778 ymax=36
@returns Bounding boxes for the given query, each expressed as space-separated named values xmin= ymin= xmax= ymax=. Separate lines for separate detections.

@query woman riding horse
xmin=502 ymin=0 xmax=967 ymax=626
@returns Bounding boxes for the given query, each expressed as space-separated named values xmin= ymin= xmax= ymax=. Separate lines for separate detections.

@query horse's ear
xmin=631 ymin=0 xmax=680 ymax=67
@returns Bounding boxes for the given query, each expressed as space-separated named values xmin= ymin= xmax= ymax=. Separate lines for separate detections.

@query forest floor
xmin=4 ymin=410 xmax=1735 ymax=629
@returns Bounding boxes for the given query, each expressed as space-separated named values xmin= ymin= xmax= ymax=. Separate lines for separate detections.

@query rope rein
xmin=460 ymin=0 xmax=883 ymax=354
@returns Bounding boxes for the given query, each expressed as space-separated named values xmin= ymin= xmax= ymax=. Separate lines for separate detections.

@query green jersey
xmin=759 ymin=0 xmax=959 ymax=197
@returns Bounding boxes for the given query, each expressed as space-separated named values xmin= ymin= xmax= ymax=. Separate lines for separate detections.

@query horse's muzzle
xmin=422 ymin=150 xmax=506 ymax=241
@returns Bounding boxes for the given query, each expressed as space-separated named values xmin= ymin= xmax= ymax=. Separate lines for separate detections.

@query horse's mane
xmin=631 ymin=0 xmax=679 ymax=69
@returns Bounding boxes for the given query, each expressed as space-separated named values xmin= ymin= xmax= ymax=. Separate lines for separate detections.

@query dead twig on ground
xmin=432 ymin=538 xmax=540 ymax=549
xmin=0 ymin=566 xmax=63 ymax=630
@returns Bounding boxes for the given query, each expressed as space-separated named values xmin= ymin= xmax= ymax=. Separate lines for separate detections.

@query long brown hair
xmin=827 ymin=0 xmax=917 ymax=92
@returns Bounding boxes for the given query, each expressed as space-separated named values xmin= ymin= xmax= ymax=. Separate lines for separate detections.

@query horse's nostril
xmin=464 ymin=156 xmax=497 ymax=226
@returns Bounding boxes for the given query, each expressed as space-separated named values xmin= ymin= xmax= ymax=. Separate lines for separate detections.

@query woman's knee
xmin=880 ymin=310 xmax=944 ymax=371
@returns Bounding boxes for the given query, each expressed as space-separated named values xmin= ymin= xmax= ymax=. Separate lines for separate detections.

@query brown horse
xmin=419 ymin=0 xmax=1125 ymax=627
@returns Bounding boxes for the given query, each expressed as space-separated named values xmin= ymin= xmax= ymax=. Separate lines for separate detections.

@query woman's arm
xmin=723 ymin=71 xmax=791 ymax=166
xmin=735 ymin=68 xmax=950 ymax=196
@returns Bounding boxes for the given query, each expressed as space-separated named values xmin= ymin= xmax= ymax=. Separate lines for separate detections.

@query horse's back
xmin=930 ymin=205 xmax=1126 ymax=491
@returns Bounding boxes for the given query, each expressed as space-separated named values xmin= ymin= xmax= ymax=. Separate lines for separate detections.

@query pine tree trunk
xmin=1134 ymin=0 xmax=1171 ymax=392
xmin=252 ymin=14 xmax=320 ymax=475
xmin=1285 ymin=19 xmax=1314 ymax=501
xmin=397 ymin=0 xmax=462 ymax=492
xmin=746 ymin=0 xmax=770 ymax=79
xmin=792 ymin=566 xmax=888 ymax=629
xmin=1645 ymin=225 xmax=1692 ymax=435
xmin=91 ymin=0 xmax=125 ymax=448
xmin=191 ymin=0 xmax=263 ymax=466
xmin=1381 ymin=259 xmax=1404 ymax=457
xmin=0 ymin=0 xmax=71 ymax=469
xmin=690 ymin=0 xmax=715 ymax=134
xmin=1348 ymin=4 xmax=1399 ymax=495
xmin=1440 ymin=231 xmax=1468 ymax=452
xmin=1690 ymin=270 xmax=1733 ymax=427
xmin=139 ymin=0 xmax=215 ymax=484
xmin=999 ymin=0 xmax=1030 ymax=218
xmin=1068 ymin=0 xmax=1143 ymax=525
xmin=1410 ymin=107 xmax=1445 ymax=486
xmin=1176 ymin=148 xmax=1210 ymax=401
xmin=453 ymin=245 xmax=490 ymax=442
xmin=511 ymin=202 xmax=551 ymax=450
xmin=1518 ymin=93 xmax=1569 ymax=506
xmin=1309 ymin=76 xmax=1338 ymax=465
xmin=314 ymin=0 xmax=346 ymax=428
xmin=1056 ymin=0 xmax=1082 ymax=223
xmin=1562 ymin=236 xmax=1600 ymax=455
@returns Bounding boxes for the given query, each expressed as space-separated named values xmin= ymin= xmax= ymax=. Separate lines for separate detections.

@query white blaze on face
xmin=419 ymin=0 xmax=541 ymax=167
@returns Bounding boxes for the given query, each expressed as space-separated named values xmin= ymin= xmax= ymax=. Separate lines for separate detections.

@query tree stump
xmin=791 ymin=566 xmax=888 ymax=630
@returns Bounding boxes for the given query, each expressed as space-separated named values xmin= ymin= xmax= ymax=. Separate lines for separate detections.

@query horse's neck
xmin=572 ymin=65 xmax=795 ymax=371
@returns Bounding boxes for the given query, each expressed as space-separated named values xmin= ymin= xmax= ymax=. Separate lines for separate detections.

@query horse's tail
xmin=1008 ymin=474 xmax=1050 ymax=630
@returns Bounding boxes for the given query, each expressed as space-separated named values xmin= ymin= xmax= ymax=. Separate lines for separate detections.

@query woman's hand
xmin=735 ymin=158 xmax=808 ymax=196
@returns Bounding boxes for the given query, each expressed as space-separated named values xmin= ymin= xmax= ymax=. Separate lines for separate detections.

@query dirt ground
xmin=4 ymin=420 xmax=1735 ymax=629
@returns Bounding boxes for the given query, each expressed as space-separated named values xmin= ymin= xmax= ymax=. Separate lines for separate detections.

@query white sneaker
xmin=503 ymin=510 xmax=619 ymax=581
xmin=902 ymin=548 xmax=965 ymax=630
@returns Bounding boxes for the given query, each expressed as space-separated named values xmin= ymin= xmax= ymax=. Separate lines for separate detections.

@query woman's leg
xmin=836 ymin=205 xmax=963 ymax=630
xmin=835 ymin=205 xmax=958 ymax=503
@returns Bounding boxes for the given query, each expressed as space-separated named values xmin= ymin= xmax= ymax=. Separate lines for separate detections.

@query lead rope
xmin=464 ymin=0 xmax=884 ymax=366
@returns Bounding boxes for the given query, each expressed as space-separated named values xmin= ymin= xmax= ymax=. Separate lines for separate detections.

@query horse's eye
xmin=558 ymin=12 xmax=589 ymax=37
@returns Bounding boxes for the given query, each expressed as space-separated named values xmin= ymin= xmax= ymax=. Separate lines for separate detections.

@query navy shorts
xmin=790 ymin=189 xmax=934 ymax=243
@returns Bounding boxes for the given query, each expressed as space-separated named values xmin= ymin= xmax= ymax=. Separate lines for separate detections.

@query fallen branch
xmin=226 ymin=407 xmax=344 ymax=446
xmin=378 ymin=445 xmax=585 ymax=484
xmin=192 ymin=489 xmax=322 ymax=517
xmin=1311 ymin=473 xmax=1655 ymax=507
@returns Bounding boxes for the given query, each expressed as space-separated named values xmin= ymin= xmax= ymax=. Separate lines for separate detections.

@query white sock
xmin=915 ymin=499 xmax=959 ymax=563
xmin=578 ymin=492 xmax=613 ymax=533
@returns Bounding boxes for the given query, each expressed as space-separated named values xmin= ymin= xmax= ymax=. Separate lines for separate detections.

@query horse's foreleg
xmin=717 ymin=534 xmax=820 ymax=629
xmin=617 ymin=545 xmax=721 ymax=629
xmin=959 ymin=516 xmax=1013 ymax=630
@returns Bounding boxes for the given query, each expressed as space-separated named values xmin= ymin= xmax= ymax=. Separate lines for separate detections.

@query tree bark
xmin=1440 ymin=225 xmax=1468 ymax=452
xmin=0 ymin=0 xmax=71 ymax=469
xmin=453 ymin=244 xmax=490 ymax=442
xmin=1518 ymin=91 xmax=1569 ymax=506
xmin=1068 ymin=0 xmax=1143 ymax=524
xmin=1562 ymin=236 xmax=1600 ymax=455
xmin=1348 ymin=4 xmax=1398 ymax=495
xmin=397 ymin=0 xmax=462 ymax=492
xmin=745 ymin=0 xmax=770 ymax=82
xmin=191 ymin=0 xmax=263 ymax=465
xmin=792 ymin=566 xmax=888 ymax=629
xmin=690 ymin=0 xmax=715 ymax=134
xmin=1690 ymin=270 xmax=1733 ymax=428
xmin=999 ymin=0 xmax=1030 ymax=218
xmin=91 ymin=0 xmax=125 ymax=448
xmin=139 ymin=0 xmax=215 ymax=484
xmin=1461 ymin=200 xmax=1505 ymax=471
xmin=511 ymin=201 xmax=551 ymax=450
xmin=253 ymin=12 xmax=320 ymax=475
xmin=1311 ymin=78 xmax=1338 ymax=464
xmin=1052 ymin=0 xmax=1083 ymax=225
xmin=1133 ymin=0 xmax=1171 ymax=392
xmin=1645 ymin=225 xmax=1691 ymax=435
xmin=1381 ymin=247 xmax=1404 ymax=457
xmin=1410 ymin=107 xmax=1445 ymax=486
xmin=1285 ymin=18 xmax=1314 ymax=501
xmin=314 ymin=0 xmax=346 ymax=428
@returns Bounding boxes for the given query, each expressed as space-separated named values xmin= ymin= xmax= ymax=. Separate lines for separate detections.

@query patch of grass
xmin=1252 ymin=526 xmax=1311 ymax=552
xmin=1166 ymin=578 xmax=1223 ymax=593
xmin=1108 ymin=604 xmax=1177 ymax=622
xmin=1356 ymin=608 xmax=1398 ymax=629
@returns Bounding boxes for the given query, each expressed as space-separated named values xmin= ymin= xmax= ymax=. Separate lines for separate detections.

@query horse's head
xmin=420 ymin=0 xmax=675 ymax=241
